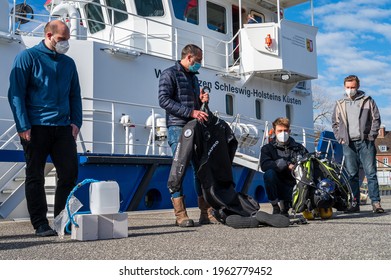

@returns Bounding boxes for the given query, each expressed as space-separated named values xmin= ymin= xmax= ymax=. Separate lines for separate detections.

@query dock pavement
xmin=1 ymin=196 xmax=390 ymax=260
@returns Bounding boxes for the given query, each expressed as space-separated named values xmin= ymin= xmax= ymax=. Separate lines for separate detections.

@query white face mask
xmin=276 ymin=131 xmax=289 ymax=143
xmin=345 ymin=88 xmax=357 ymax=97
xmin=53 ymin=40 xmax=69 ymax=54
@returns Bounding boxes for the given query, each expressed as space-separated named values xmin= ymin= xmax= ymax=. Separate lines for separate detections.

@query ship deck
xmin=1 ymin=196 xmax=390 ymax=260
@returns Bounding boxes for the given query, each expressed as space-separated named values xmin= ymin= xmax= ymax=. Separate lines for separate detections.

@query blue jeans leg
xmin=168 ymin=126 xmax=202 ymax=198
xmin=343 ymin=140 xmax=381 ymax=203
xmin=359 ymin=140 xmax=380 ymax=203
xmin=343 ymin=143 xmax=360 ymax=202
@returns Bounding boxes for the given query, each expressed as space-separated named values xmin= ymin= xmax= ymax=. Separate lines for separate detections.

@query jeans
xmin=263 ymin=169 xmax=295 ymax=202
xmin=343 ymin=140 xmax=380 ymax=204
xmin=21 ymin=125 xmax=78 ymax=229
xmin=168 ymin=126 xmax=201 ymax=198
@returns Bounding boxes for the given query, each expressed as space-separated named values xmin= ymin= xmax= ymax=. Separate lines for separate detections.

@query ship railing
xmin=86 ymin=1 xmax=230 ymax=70
xmin=8 ymin=1 xmax=235 ymax=72
xmin=1 ymin=92 xmax=319 ymax=162
xmin=2 ymin=93 xmax=317 ymax=162
xmin=219 ymin=29 xmax=242 ymax=71
xmin=80 ymin=97 xmax=170 ymax=156
xmin=0 ymin=96 xmax=27 ymax=218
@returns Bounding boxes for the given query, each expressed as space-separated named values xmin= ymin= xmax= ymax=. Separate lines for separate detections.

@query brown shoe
xmin=198 ymin=196 xmax=220 ymax=224
xmin=171 ymin=196 xmax=194 ymax=227
xmin=372 ymin=202 xmax=384 ymax=213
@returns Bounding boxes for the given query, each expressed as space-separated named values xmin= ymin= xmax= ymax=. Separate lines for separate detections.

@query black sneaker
xmin=272 ymin=204 xmax=281 ymax=214
xmin=344 ymin=204 xmax=360 ymax=213
xmin=35 ymin=224 xmax=57 ymax=237
xmin=280 ymin=201 xmax=291 ymax=217
xmin=280 ymin=209 xmax=290 ymax=217
xmin=289 ymin=216 xmax=308 ymax=225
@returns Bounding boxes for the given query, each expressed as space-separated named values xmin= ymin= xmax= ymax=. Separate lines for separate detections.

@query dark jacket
xmin=331 ymin=90 xmax=381 ymax=145
xmin=8 ymin=40 xmax=82 ymax=132
xmin=260 ymin=137 xmax=308 ymax=182
xmin=158 ymin=61 xmax=201 ymax=127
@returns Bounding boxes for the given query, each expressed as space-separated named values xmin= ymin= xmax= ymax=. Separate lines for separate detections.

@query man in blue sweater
xmin=8 ymin=20 xmax=82 ymax=236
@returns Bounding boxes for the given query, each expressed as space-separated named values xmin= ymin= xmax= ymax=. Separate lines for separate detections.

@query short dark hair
xmin=181 ymin=44 xmax=202 ymax=59
xmin=272 ymin=117 xmax=290 ymax=130
xmin=344 ymin=75 xmax=360 ymax=88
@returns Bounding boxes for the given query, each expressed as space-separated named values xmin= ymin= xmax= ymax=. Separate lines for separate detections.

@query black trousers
xmin=21 ymin=125 xmax=78 ymax=229
xmin=263 ymin=169 xmax=295 ymax=202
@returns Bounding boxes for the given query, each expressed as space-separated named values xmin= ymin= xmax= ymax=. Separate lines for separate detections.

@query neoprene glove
xmin=275 ymin=158 xmax=287 ymax=171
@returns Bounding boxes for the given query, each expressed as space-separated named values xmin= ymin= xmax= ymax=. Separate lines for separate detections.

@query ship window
xmin=172 ymin=0 xmax=199 ymax=25
xmin=226 ymin=94 xmax=234 ymax=116
xmin=296 ymin=81 xmax=306 ymax=90
xmin=106 ymin=0 xmax=128 ymax=24
xmin=286 ymin=104 xmax=292 ymax=121
xmin=255 ymin=99 xmax=263 ymax=120
xmin=85 ymin=0 xmax=106 ymax=34
xmin=135 ymin=0 xmax=164 ymax=17
xmin=248 ymin=11 xmax=264 ymax=23
xmin=207 ymin=2 xmax=226 ymax=33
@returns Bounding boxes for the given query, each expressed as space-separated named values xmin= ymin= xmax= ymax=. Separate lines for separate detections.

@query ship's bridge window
xmin=207 ymin=2 xmax=226 ymax=33
xmin=226 ymin=94 xmax=234 ymax=116
xmin=135 ymin=0 xmax=164 ymax=17
xmin=172 ymin=0 xmax=199 ymax=25
xmin=106 ymin=0 xmax=128 ymax=24
xmin=248 ymin=11 xmax=264 ymax=24
xmin=85 ymin=0 xmax=106 ymax=34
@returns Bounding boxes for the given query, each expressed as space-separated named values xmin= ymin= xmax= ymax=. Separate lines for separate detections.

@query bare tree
xmin=312 ymin=85 xmax=334 ymax=132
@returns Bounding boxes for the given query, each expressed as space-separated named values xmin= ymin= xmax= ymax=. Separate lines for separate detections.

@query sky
xmin=7 ymin=0 xmax=391 ymax=130
xmin=285 ymin=0 xmax=391 ymax=130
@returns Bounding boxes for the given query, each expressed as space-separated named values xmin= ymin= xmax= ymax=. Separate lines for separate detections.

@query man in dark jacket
xmin=8 ymin=20 xmax=82 ymax=236
xmin=260 ymin=117 xmax=307 ymax=216
xmin=332 ymin=75 xmax=383 ymax=213
xmin=158 ymin=44 xmax=216 ymax=227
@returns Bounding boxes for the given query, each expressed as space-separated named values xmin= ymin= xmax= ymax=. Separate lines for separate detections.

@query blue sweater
xmin=8 ymin=40 xmax=82 ymax=132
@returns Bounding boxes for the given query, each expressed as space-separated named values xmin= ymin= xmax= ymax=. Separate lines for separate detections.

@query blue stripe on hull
xmin=76 ymin=154 xmax=268 ymax=212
